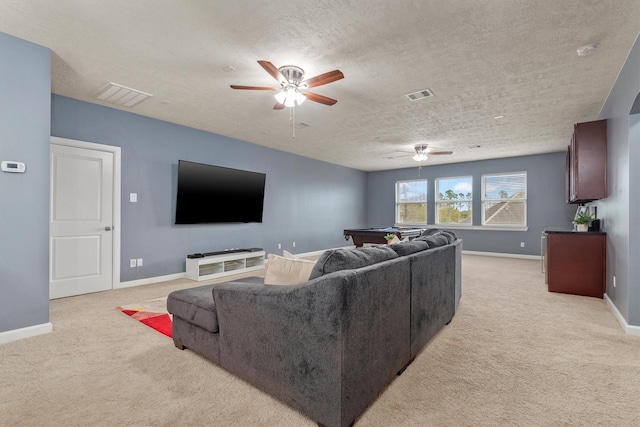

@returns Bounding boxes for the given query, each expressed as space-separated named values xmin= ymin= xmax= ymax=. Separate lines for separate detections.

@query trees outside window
xmin=435 ymin=176 xmax=472 ymax=225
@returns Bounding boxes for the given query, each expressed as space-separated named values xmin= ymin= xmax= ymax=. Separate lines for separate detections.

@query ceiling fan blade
xmin=428 ymin=151 xmax=453 ymax=155
xmin=302 ymin=70 xmax=344 ymax=88
xmin=230 ymin=85 xmax=276 ymax=90
xmin=273 ymin=102 xmax=285 ymax=110
xmin=302 ymin=91 xmax=338 ymax=106
xmin=257 ymin=60 xmax=287 ymax=85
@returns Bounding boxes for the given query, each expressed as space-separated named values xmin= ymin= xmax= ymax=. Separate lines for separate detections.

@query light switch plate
xmin=130 ymin=193 xmax=137 ymax=203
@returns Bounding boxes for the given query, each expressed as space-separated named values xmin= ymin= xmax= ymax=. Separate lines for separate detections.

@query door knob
xmin=105 ymin=226 xmax=112 ymax=231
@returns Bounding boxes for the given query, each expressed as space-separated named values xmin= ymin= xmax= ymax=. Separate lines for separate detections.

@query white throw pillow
xmin=264 ymin=254 xmax=316 ymax=285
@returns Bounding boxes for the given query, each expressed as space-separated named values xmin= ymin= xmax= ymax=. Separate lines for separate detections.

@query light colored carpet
xmin=1 ymin=254 xmax=638 ymax=426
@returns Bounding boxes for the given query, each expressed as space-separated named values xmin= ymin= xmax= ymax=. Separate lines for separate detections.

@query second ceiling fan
xmin=230 ymin=60 xmax=344 ymax=109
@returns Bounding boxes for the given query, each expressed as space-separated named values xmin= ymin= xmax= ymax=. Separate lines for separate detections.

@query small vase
xmin=576 ymin=224 xmax=588 ymax=232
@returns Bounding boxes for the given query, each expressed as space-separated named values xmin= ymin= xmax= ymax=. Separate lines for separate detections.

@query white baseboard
xmin=0 ymin=322 xmax=53 ymax=345
xmin=462 ymin=250 xmax=541 ymax=261
xmin=116 ymin=272 xmax=186 ymax=289
xmin=118 ymin=246 xmax=354 ymax=287
xmin=604 ymin=294 xmax=640 ymax=337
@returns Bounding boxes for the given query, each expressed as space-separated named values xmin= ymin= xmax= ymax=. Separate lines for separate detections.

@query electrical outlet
xmin=129 ymin=259 xmax=137 ymax=268
xmin=137 ymin=258 xmax=143 ymax=267
xmin=278 ymin=243 xmax=281 ymax=249
xmin=293 ymin=241 xmax=296 ymax=248
xmin=520 ymin=242 xmax=525 ymax=248
xmin=613 ymin=275 xmax=616 ymax=288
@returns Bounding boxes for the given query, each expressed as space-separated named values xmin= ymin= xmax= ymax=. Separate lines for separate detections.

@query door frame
xmin=50 ymin=136 xmax=121 ymax=291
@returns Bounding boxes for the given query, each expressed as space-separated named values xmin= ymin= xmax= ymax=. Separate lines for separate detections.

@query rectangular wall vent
xmin=405 ymin=88 xmax=434 ymax=101
xmin=95 ymin=82 xmax=152 ymax=107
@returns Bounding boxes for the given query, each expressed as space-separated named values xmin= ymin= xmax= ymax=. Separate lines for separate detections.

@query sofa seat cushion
xmin=390 ymin=240 xmax=429 ymax=256
xmin=309 ymin=246 xmax=398 ymax=279
xmin=167 ymin=284 xmax=218 ymax=333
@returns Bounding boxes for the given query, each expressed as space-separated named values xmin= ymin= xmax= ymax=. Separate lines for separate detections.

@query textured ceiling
xmin=1 ymin=0 xmax=639 ymax=171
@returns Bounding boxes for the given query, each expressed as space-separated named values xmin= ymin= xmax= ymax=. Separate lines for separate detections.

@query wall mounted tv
xmin=175 ymin=160 xmax=266 ymax=224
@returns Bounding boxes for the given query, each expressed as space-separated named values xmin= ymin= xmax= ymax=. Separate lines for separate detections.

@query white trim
xmin=50 ymin=136 xmax=122 ymax=291
xmin=117 ymin=273 xmax=186 ymax=289
xmin=0 ymin=322 xmax=53 ymax=345
xmin=604 ymin=294 xmax=640 ymax=337
xmin=462 ymin=250 xmax=541 ymax=260
xmin=116 ymin=246 xmax=355 ymax=288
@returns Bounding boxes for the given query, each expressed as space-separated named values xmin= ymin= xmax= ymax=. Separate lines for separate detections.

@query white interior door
xmin=50 ymin=144 xmax=114 ymax=299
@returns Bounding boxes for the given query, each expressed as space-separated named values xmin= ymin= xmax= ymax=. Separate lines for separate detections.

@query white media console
xmin=186 ymin=250 xmax=266 ymax=281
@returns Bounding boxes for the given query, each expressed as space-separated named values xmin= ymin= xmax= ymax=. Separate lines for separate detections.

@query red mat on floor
xmin=117 ymin=297 xmax=172 ymax=338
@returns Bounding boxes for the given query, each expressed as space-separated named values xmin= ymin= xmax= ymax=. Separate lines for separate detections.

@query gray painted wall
xmin=51 ymin=95 xmax=367 ymax=282
xmin=0 ymin=33 xmax=51 ymax=333
xmin=595 ymin=33 xmax=640 ymax=326
xmin=367 ymin=153 xmax=576 ymax=256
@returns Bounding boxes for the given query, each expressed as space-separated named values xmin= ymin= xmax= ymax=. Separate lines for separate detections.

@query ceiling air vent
xmin=95 ymin=82 xmax=152 ymax=107
xmin=405 ymin=88 xmax=434 ymax=101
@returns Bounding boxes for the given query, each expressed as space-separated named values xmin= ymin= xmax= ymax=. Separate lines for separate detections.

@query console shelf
xmin=186 ymin=251 xmax=265 ymax=281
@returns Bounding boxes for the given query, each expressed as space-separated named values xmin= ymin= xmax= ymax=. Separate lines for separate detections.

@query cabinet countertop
xmin=544 ymin=227 xmax=606 ymax=235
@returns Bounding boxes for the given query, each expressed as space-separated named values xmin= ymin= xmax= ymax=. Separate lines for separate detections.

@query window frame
xmin=434 ymin=175 xmax=473 ymax=226
xmin=395 ymin=179 xmax=428 ymax=226
xmin=481 ymin=171 xmax=527 ymax=228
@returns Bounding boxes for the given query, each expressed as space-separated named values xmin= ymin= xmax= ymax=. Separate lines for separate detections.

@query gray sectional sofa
xmin=167 ymin=231 xmax=462 ymax=427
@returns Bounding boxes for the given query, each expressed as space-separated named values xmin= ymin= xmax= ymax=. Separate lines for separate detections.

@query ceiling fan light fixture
xmin=413 ymin=153 xmax=428 ymax=161
xmin=274 ymin=90 xmax=287 ymax=104
xmin=294 ymin=90 xmax=306 ymax=105
xmin=275 ymin=86 xmax=306 ymax=107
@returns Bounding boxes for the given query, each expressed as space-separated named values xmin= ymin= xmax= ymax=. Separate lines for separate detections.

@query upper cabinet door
xmin=568 ymin=119 xmax=607 ymax=204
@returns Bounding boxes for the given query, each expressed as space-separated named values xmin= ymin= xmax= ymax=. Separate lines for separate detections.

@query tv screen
xmin=175 ymin=160 xmax=266 ymax=224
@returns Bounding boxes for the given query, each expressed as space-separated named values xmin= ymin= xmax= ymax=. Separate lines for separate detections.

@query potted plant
xmin=384 ymin=233 xmax=397 ymax=244
xmin=573 ymin=211 xmax=595 ymax=232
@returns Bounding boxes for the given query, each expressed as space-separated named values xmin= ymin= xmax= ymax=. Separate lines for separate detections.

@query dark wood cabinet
xmin=567 ymin=119 xmax=607 ymax=203
xmin=545 ymin=231 xmax=606 ymax=298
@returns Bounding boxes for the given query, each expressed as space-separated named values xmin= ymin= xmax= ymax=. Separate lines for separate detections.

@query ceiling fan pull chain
xmin=291 ymin=105 xmax=296 ymax=138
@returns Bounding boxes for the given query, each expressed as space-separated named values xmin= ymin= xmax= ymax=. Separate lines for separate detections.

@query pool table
xmin=343 ymin=227 xmax=426 ymax=247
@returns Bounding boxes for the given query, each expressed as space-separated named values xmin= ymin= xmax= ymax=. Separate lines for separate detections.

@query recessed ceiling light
xmin=494 ymin=115 xmax=505 ymax=119
xmin=577 ymin=44 xmax=597 ymax=57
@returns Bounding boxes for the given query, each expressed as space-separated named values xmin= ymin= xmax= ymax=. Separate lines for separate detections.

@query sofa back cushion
xmin=309 ymin=246 xmax=399 ymax=279
xmin=389 ymin=240 xmax=429 ymax=256
xmin=415 ymin=229 xmax=457 ymax=248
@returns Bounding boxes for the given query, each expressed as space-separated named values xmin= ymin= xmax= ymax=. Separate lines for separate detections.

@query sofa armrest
xmin=212 ymin=255 xmax=411 ymax=427
xmin=213 ymin=272 xmax=355 ymax=427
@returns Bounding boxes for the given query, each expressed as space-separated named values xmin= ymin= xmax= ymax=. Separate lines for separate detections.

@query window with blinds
xmin=435 ymin=176 xmax=472 ymax=225
xmin=396 ymin=179 xmax=428 ymax=225
xmin=481 ymin=172 xmax=527 ymax=227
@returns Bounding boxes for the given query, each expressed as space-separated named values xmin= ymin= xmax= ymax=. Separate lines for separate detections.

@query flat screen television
xmin=175 ymin=160 xmax=266 ymax=224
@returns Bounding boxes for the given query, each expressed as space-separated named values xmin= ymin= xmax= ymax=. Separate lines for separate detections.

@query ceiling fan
xmin=230 ymin=60 xmax=344 ymax=109
xmin=387 ymin=144 xmax=454 ymax=162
